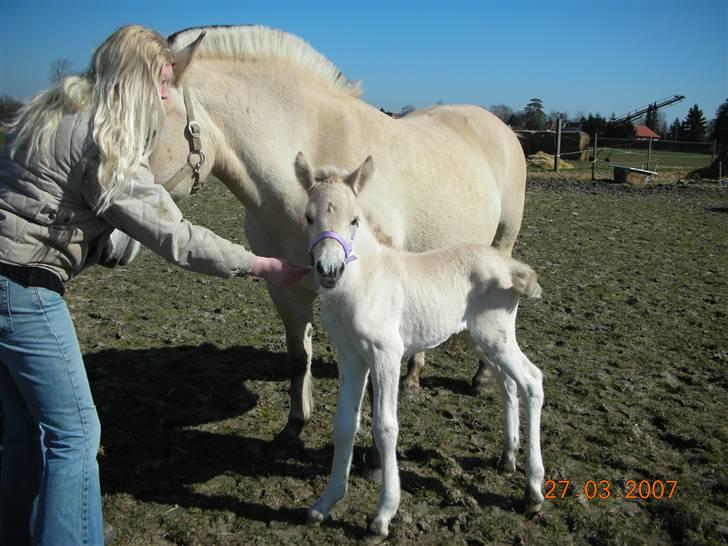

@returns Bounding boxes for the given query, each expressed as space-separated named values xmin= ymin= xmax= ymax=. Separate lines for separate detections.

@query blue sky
xmin=1 ymin=0 xmax=726 ymax=124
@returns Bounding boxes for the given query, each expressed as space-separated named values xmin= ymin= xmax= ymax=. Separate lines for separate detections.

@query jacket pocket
xmin=0 ymin=279 xmax=14 ymax=340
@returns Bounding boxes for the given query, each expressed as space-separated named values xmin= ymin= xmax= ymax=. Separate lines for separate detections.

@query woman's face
xmin=159 ymin=63 xmax=173 ymax=100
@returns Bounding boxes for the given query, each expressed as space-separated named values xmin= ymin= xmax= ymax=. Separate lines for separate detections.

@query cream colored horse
xmin=151 ymin=26 xmax=526 ymax=443
xmin=295 ymin=153 xmax=544 ymax=537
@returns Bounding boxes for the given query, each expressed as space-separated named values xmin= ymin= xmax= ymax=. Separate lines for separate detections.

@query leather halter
xmin=161 ymin=86 xmax=206 ymax=195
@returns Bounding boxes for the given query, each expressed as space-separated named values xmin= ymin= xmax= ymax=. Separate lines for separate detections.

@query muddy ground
xmin=52 ymin=177 xmax=728 ymax=544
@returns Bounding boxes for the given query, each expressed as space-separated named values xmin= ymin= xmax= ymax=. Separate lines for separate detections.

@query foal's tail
xmin=509 ymin=261 xmax=542 ymax=299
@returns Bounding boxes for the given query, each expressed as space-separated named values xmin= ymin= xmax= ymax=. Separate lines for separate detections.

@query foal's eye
xmin=305 ymin=214 xmax=313 ymax=225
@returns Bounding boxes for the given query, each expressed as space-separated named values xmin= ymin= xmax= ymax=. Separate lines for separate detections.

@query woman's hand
xmin=250 ymin=257 xmax=310 ymax=288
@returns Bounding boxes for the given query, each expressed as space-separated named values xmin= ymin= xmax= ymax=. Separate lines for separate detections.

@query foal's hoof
xmin=307 ymin=508 xmax=326 ymax=525
xmin=523 ymin=488 xmax=544 ymax=515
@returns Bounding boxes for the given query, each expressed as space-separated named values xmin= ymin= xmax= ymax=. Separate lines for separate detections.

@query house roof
xmin=634 ymin=125 xmax=661 ymax=139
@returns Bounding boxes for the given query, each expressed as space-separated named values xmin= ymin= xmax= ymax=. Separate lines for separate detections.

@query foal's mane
xmin=168 ymin=25 xmax=362 ymax=97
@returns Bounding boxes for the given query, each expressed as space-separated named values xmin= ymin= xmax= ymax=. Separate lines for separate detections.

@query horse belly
xmin=400 ymin=304 xmax=466 ymax=358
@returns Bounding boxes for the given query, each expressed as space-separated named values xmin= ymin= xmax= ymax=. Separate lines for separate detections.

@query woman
xmin=0 ymin=25 xmax=308 ymax=545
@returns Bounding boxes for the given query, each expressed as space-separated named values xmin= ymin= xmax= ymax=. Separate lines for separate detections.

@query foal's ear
xmin=294 ymin=152 xmax=315 ymax=193
xmin=345 ymin=156 xmax=375 ymax=196
xmin=173 ymin=31 xmax=206 ymax=84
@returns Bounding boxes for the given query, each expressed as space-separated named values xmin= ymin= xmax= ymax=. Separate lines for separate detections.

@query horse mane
xmin=168 ymin=25 xmax=362 ymax=97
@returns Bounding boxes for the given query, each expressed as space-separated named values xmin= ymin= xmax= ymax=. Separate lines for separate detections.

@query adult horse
xmin=151 ymin=25 xmax=526 ymax=444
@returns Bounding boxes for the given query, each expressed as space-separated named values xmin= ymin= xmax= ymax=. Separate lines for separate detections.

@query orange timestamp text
xmin=544 ymin=479 xmax=677 ymax=501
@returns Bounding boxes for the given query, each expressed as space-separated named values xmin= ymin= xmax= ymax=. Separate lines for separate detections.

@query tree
xmin=546 ymin=110 xmax=569 ymax=123
xmin=523 ymin=98 xmax=545 ymax=130
xmin=604 ymin=113 xmax=634 ymax=138
xmin=488 ymin=104 xmax=514 ymax=123
xmin=681 ymin=104 xmax=707 ymax=142
xmin=507 ymin=112 xmax=524 ymax=129
xmin=580 ymin=113 xmax=608 ymax=137
xmin=710 ymin=98 xmax=728 ymax=147
xmin=644 ymin=103 xmax=659 ymax=131
xmin=669 ymin=117 xmax=681 ymax=140
xmin=49 ymin=58 xmax=73 ymax=83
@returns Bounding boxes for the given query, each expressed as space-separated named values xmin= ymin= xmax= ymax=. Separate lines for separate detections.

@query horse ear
xmin=173 ymin=31 xmax=206 ymax=84
xmin=346 ymin=156 xmax=375 ymax=195
xmin=294 ymin=152 xmax=315 ymax=193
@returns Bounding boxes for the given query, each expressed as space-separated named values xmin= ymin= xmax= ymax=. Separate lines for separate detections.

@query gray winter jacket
xmin=0 ymin=110 xmax=256 ymax=285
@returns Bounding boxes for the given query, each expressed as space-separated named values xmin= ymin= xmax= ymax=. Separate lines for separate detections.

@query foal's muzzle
xmin=315 ymin=261 xmax=346 ymax=289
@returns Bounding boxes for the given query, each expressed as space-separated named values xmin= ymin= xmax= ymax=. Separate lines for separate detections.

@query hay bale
xmin=527 ymin=151 xmax=573 ymax=170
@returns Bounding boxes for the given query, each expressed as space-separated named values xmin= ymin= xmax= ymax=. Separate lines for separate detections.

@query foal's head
xmin=294 ymin=152 xmax=374 ymax=289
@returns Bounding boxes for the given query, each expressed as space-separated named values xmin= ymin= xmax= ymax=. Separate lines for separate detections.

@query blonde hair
xmin=7 ymin=25 xmax=172 ymax=213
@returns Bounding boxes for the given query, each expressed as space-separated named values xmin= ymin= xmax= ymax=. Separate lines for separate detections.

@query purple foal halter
xmin=308 ymin=224 xmax=359 ymax=266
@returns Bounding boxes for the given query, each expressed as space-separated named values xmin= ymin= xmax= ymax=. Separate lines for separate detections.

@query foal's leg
xmin=491 ymin=364 xmax=520 ymax=474
xmin=517 ymin=351 xmax=545 ymax=512
xmin=369 ymin=351 xmax=403 ymax=538
xmin=472 ymin=327 xmax=544 ymax=514
xmin=308 ymin=352 xmax=368 ymax=523
xmin=488 ymin=345 xmax=544 ymax=513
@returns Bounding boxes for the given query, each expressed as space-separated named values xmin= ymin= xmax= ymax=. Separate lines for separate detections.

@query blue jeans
xmin=0 ymin=275 xmax=103 ymax=546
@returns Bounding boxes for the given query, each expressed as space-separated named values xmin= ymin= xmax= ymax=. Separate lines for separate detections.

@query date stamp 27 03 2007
xmin=544 ymin=479 xmax=678 ymax=501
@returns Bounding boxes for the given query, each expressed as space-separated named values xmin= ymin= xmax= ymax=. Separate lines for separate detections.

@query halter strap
xmin=308 ymin=224 xmax=359 ymax=265
xmin=161 ymin=86 xmax=206 ymax=196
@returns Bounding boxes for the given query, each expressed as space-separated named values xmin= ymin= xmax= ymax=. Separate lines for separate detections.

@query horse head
xmin=295 ymin=152 xmax=374 ymax=289
xmin=149 ymin=31 xmax=216 ymax=200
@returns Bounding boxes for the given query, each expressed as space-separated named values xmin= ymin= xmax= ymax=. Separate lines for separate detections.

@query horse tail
xmin=509 ymin=260 xmax=542 ymax=299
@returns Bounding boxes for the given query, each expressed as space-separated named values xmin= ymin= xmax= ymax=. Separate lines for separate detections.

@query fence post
xmin=712 ymin=140 xmax=717 ymax=163
xmin=647 ymin=137 xmax=653 ymax=170
xmin=591 ymin=132 xmax=598 ymax=181
xmin=554 ymin=118 xmax=562 ymax=173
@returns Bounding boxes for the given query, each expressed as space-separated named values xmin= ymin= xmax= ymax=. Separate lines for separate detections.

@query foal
xmin=295 ymin=152 xmax=545 ymax=537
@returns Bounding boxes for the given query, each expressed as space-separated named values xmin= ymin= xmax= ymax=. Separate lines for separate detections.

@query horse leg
xmin=470 ymin=358 xmax=490 ymax=395
xmin=243 ymin=216 xmax=316 ymax=444
xmin=402 ymin=351 xmax=425 ymax=394
xmin=368 ymin=351 xmax=402 ymax=538
xmin=266 ymin=286 xmax=316 ymax=445
xmin=308 ymin=351 xmax=368 ymax=523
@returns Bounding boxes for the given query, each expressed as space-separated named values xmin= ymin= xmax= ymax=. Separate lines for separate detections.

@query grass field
xmin=531 ymin=149 xmax=716 ymax=183
xmin=16 ymin=175 xmax=728 ymax=544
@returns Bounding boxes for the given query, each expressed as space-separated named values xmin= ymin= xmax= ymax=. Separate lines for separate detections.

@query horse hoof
xmin=470 ymin=380 xmax=488 ymax=396
xmin=523 ymin=489 xmax=544 ymax=514
xmin=272 ymin=427 xmax=305 ymax=450
xmin=496 ymin=455 xmax=516 ymax=474
xmin=307 ymin=508 xmax=326 ymax=525
xmin=401 ymin=381 xmax=420 ymax=401
xmin=367 ymin=517 xmax=389 ymax=539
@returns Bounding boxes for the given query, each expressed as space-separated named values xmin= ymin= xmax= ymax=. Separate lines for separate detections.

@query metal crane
xmin=615 ymin=95 xmax=685 ymax=123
